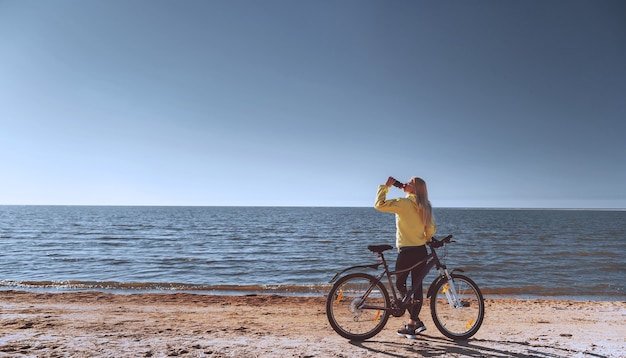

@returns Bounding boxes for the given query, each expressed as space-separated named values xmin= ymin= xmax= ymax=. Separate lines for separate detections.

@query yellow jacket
xmin=374 ymin=185 xmax=436 ymax=248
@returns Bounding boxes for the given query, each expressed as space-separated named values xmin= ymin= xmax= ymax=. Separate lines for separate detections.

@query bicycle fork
xmin=440 ymin=269 xmax=464 ymax=309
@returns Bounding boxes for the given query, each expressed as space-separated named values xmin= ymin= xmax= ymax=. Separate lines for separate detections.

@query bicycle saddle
xmin=367 ymin=245 xmax=393 ymax=254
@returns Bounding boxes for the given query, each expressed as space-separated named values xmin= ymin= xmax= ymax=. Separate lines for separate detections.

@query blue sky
xmin=1 ymin=0 xmax=624 ymax=208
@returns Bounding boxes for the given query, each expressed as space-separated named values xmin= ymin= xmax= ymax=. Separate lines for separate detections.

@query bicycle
xmin=326 ymin=235 xmax=484 ymax=341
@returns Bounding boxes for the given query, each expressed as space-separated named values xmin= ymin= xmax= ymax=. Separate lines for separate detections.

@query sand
xmin=0 ymin=290 xmax=624 ymax=357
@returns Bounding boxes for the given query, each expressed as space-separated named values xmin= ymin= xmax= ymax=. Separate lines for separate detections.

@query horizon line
xmin=1 ymin=204 xmax=624 ymax=211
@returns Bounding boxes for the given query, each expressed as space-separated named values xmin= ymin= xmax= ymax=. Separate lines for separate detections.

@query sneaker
xmin=397 ymin=322 xmax=427 ymax=339
xmin=397 ymin=324 xmax=418 ymax=339
xmin=414 ymin=320 xmax=427 ymax=334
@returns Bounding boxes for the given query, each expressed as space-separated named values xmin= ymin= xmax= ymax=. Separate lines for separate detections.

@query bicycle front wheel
xmin=430 ymin=274 xmax=484 ymax=340
xmin=326 ymin=272 xmax=390 ymax=341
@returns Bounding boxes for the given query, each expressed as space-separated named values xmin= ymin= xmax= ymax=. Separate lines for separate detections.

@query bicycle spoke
xmin=326 ymin=273 xmax=390 ymax=341
xmin=430 ymin=274 xmax=484 ymax=340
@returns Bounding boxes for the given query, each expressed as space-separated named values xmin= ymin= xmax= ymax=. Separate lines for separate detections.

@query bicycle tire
xmin=430 ymin=273 xmax=484 ymax=340
xmin=326 ymin=272 xmax=391 ymax=341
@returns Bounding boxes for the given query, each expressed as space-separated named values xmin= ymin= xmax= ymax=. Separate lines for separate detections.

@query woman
xmin=374 ymin=176 xmax=436 ymax=339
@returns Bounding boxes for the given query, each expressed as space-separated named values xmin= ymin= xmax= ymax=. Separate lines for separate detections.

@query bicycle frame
xmin=332 ymin=241 xmax=464 ymax=313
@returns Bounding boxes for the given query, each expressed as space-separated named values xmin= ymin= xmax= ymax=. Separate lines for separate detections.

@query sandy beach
xmin=0 ymin=290 xmax=624 ymax=357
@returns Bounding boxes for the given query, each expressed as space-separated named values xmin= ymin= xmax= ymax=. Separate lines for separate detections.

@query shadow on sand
xmin=349 ymin=333 xmax=609 ymax=358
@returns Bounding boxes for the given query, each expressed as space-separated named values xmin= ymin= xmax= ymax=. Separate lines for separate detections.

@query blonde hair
xmin=409 ymin=177 xmax=433 ymax=227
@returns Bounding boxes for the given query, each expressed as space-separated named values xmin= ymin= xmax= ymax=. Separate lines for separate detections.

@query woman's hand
xmin=385 ymin=176 xmax=396 ymax=187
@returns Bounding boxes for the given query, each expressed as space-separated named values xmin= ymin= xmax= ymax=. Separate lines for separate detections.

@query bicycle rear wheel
xmin=430 ymin=273 xmax=484 ymax=340
xmin=326 ymin=272 xmax=390 ymax=341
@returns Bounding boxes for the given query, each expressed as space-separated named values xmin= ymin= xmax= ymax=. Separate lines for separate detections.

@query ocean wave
xmin=1 ymin=280 xmax=623 ymax=300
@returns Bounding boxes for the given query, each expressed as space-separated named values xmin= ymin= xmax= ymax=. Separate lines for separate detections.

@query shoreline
xmin=1 ymin=290 xmax=624 ymax=357
xmin=1 ymin=285 xmax=624 ymax=303
xmin=0 ymin=280 xmax=626 ymax=302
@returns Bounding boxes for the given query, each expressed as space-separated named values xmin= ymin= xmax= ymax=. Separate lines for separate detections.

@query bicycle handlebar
xmin=429 ymin=235 xmax=453 ymax=248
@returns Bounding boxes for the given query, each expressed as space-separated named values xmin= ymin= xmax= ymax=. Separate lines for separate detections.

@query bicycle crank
xmin=390 ymin=300 xmax=405 ymax=317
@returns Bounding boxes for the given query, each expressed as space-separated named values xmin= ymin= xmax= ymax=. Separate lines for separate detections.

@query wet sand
xmin=0 ymin=290 xmax=624 ymax=357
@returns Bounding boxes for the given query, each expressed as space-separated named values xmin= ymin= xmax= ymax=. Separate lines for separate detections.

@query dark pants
xmin=396 ymin=245 xmax=428 ymax=322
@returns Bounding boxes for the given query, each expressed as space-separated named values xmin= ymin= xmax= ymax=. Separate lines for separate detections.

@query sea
xmin=0 ymin=206 xmax=624 ymax=301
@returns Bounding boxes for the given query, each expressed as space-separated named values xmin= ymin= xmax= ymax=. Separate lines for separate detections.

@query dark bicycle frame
xmin=329 ymin=236 xmax=460 ymax=312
